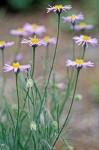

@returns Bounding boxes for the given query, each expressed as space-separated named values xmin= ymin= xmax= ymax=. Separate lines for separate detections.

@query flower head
xmin=3 ymin=62 xmax=31 ymax=74
xmin=21 ymin=37 xmax=47 ymax=47
xmin=74 ymin=22 xmax=93 ymax=31
xmin=10 ymin=28 xmax=29 ymax=36
xmin=62 ymin=13 xmax=84 ymax=25
xmin=47 ymin=4 xmax=72 ymax=14
xmin=66 ymin=59 xmax=94 ymax=68
xmin=23 ymin=23 xmax=46 ymax=36
xmin=73 ymin=35 xmax=98 ymax=48
xmin=42 ymin=36 xmax=56 ymax=45
xmin=0 ymin=41 xmax=14 ymax=49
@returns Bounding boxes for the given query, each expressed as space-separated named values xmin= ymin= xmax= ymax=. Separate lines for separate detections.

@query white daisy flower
xmin=23 ymin=23 xmax=46 ymax=36
xmin=66 ymin=59 xmax=94 ymax=68
xmin=74 ymin=23 xmax=93 ymax=30
xmin=62 ymin=13 xmax=84 ymax=24
xmin=73 ymin=35 xmax=98 ymax=48
xmin=47 ymin=4 xmax=72 ymax=14
xmin=10 ymin=28 xmax=29 ymax=36
xmin=21 ymin=37 xmax=47 ymax=47
xmin=3 ymin=62 xmax=31 ymax=74
xmin=0 ymin=41 xmax=14 ymax=49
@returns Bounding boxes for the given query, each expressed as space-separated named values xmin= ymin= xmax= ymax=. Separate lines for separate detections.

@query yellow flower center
xmin=70 ymin=14 xmax=76 ymax=19
xmin=32 ymin=24 xmax=38 ymax=29
xmin=12 ymin=62 xmax=20 ymax=68
xmin=18 ymin=28 xmax=24 ymax=32
xmin=0 ymin=41 xmax=5 ymax=45
xmin=31 ymin=38 xmax=39 ymax=43
xmin=44 ymin=36 xmax=50 ymax=41
xmin=79 ymin=23 xmax=86 ymax=27
xmin=75 ymin=59 xmax=84 ymax=64
xmin=55 ymin=5 xmax=63 ymax=9
xmin=83 ymin=35 xmax=89 ymax=41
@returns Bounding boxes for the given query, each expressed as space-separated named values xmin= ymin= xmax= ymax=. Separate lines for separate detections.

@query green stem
xmin=52 ymin=68 xmax=80 ymax=148
xmin=1 ymin=49 xmax=4 ymax=68
xmin=72 ymin=25 xmax=75 ymax=60
xmin=37 ymin=13 xmax=61 ymax=120
xmin=13 ymin=73 xmax=20 ymax=150
xmin=44 ymin=44 xmax=49 ymax=82
xmin=1 ymin=49 xmax=5 ymax=95
xmin=24 ymin=131 xmax=31 ymax=149
xmin=14 ymin=36 xmax=23 ymax=61
xmin=31 ymin=46 xmax=36 ymax=78
xmin=82 ymin=44 xmax=86 ymax=59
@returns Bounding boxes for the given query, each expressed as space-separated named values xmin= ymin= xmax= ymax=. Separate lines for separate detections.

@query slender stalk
xmin=72 ymin=25 xmax=75 ymax=60
xmin=37 ymin=13 xmax=61 ymax=120
xmin=14 ymin=36 xmax=23 ymax=61
xmin=24 ymin=131 xmax=31 ymax=149
xmin=13 ymin=73 xmax=20 ymax=150
xmin=52 ymin=68 xmax=80 ymax=147
xmin=82 ymin=44 xmax=86 ymax=59
xmin=18 ymin=36 xmax=22 ymax=53
xmin=31 ymin=46 xmax=36 ymax=78
xmin=43 ymin=44 xmax=49 ymax=82
xmin=1 ymin=49 xmax=5 ymax=95
xmin=1 ymin=49 xmax=4 ymax=68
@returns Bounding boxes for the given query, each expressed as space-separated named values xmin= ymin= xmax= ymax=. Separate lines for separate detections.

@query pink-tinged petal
xmin=73 ymin=35 xmax=98 ymax=47
xmin=21 ymin=39 xmax=31 ymax=44
xmin=5 ymin=42 xmax=14 ymax=47
xmin=66 ymin=59 xmax=94 ymax=69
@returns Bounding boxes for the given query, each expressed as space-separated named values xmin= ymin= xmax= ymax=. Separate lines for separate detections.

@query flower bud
xmin=67 ymin=145 xmax=73 ymax=150
xmin=30 ymin=121 xmax=36 ymax=131
xmin=26 ymin=78 xmax=33 ymax=88
xmin=51 ymin=121 xmax=58 ymax=130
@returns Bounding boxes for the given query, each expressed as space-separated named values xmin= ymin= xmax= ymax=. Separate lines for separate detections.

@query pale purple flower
xmin=56 ymin=83 xmax=65 ymax=90
xmin=73 ymin=35 xmax=98 ymax=48
xmin=0 ymin=41 xmax=14 ymax=49
xmin=47 ymin=4 xmax=72 ymax=14
xmin=3 ymin=62 xmax=31 ymax=74
xmin=10 ymin=28 xmax=29 ymax=36
xmin=74 ymin=23 xmax=93 ymax=31
xmin=21 ymin=37 xmax=47 ymax=47
xmin=66 ymin=59 xmax=94 ymax=68
xmin=42 ymin=36 xmax=56 ymax=45
xmin=62 ymin=13 xmax=84 ymax=24
xmin=23 ymin=23 xmax=46 ymax=35
xmin=14 ymin=53 xmax=23 ymax=61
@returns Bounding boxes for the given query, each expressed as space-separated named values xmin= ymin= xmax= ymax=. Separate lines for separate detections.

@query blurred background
xmin=0 ymin=0 xmax=99 ymax=150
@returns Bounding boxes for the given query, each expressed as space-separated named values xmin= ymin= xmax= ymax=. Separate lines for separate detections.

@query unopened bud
xmin=67 ymin=145 xmax=73 ymax=150
xmin=30 ymin=121 xmax=36 ymax=131
xmin=26 ymin=79 xmax=33 ymax=88
xmin=51 ymin=121 xmax=58 ymax=130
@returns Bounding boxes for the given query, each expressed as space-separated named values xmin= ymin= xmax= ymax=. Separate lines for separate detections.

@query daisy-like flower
xmin=3 ymin=62 xmax=31 ymax=74
xmin=21 ymin=37 xmax=47 ymax=47
xmin=62 ymin=13 xmax=84 ymax=25
xmin=10 ymin=28 xmax=29 ymax=36
xmin=47 ymin=4 xmax=72 ymax=14
xmin=66 ymin=59 xmax=94 ymax=68
xmin=74 ymin=23 xmax=93 ymax=31
xmin=42 ymin=36 xmax=56 ymax=45
xmin=73 ymin=35 xmax=98 ymax=48
xmin=0 ymin=41 xmax=14 ymax=49
xmin=23 ymin=23 xmax=46 ymax=36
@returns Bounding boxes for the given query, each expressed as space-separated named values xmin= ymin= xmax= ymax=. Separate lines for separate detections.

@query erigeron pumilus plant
xmin=0 ymin=3 xmax=98 ymax=150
